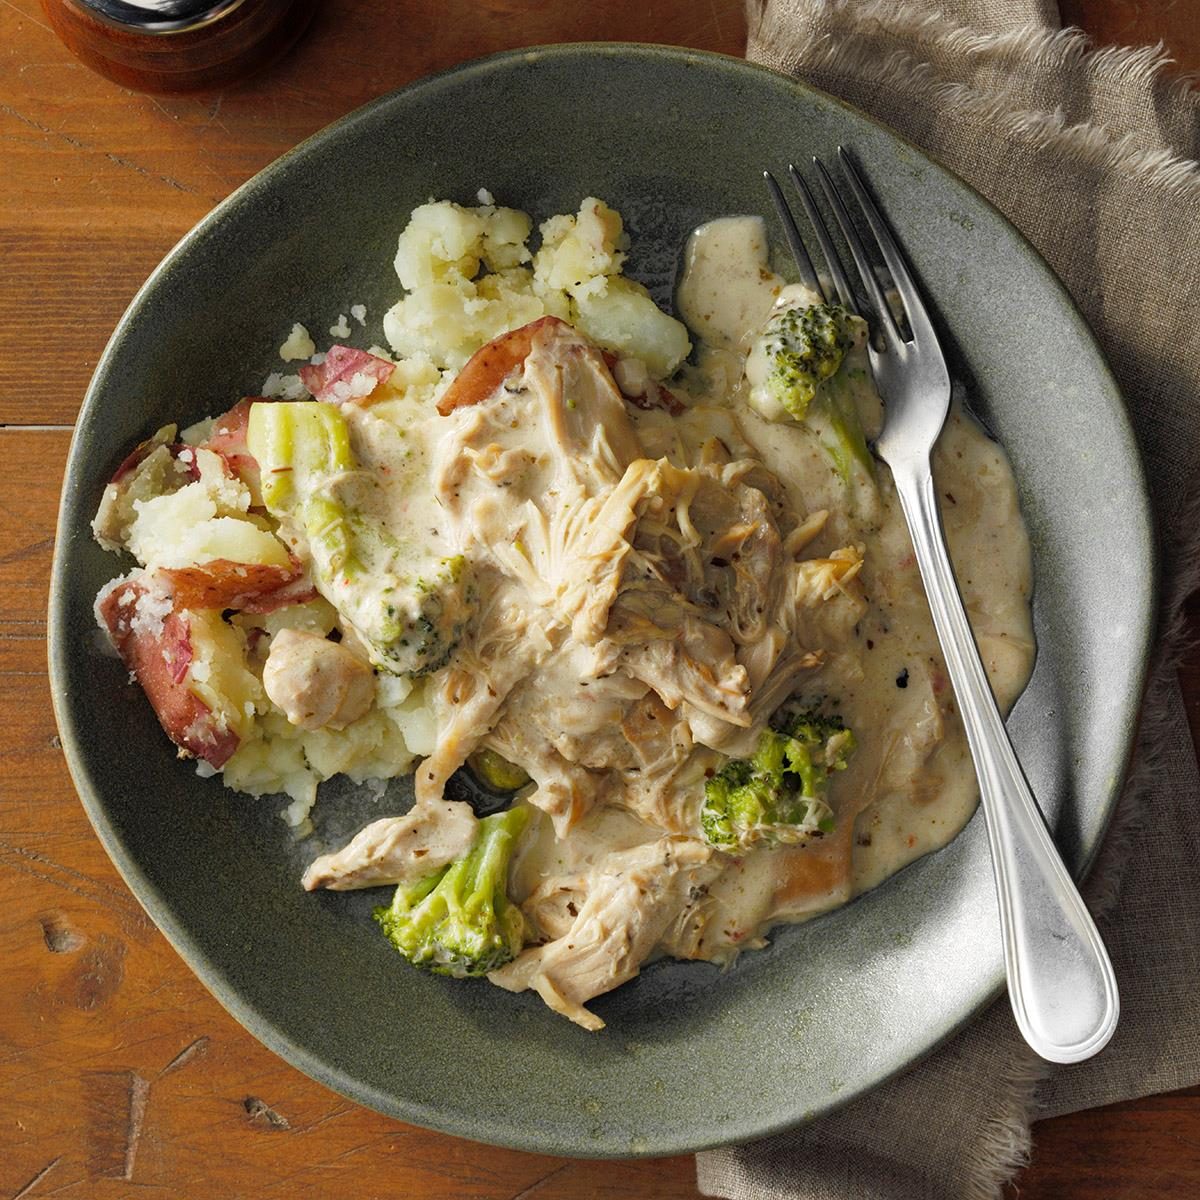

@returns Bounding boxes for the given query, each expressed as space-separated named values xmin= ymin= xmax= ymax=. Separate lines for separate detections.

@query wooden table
xmin=2 ymin=2 xmax=1196 ymax=1197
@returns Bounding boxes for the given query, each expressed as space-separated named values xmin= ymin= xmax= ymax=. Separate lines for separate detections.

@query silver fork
xmin=766 ymin=149 xmax=1119 ymax=1064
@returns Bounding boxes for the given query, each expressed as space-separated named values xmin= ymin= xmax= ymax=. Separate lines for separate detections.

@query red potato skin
xmin=202 ymin=397 xmax=268 ymax=494
xmin=436 ymin=316 xmax=568 ymax=415
xmin=299 ymin=345 xmax=394 ymax=404
xmin=98 ymin=580 xmax=239 ymax=768
xmin=110 ymin=433 xmax=203 ymax=485
xmin=437 ymin=317 xmax=680 ymax=418
xmin=157 ymin=558 xmax=316 ymax=614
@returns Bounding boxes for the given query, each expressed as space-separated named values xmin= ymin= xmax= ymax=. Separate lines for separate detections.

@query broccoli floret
xmin=701 ymin=707 xmax=856 ymax=851
xmin=748 ymin=303 xmax=875 ymax=486
xmin=380 ymin=554 xmax=473 ymax=675
xmin=373 ymin=805 xmax=530 ymax=977
xmin=245 ymin=400 xmax=471 ymax=674
xmin=756 ymin=303 xmax=859 ymax=419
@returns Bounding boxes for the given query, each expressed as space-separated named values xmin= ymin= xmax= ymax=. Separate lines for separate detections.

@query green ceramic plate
xmin=49 ymin=45 xmax=1155 ymax=1157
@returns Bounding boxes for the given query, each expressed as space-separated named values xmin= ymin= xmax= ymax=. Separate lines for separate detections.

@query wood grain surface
xmin=2 ymin=2 xmax=1197 ymax=1198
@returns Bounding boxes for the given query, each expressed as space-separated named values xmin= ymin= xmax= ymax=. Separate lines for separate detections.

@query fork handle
xmin=890 ymin=458 xmax=1119 ymax=1063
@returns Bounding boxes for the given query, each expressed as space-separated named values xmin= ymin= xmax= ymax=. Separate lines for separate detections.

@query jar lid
xmin=79 ymin=0 xmax=246 ymax=33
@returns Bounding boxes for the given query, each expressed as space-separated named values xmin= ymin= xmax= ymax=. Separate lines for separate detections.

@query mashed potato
xmin=94 ymin=195 xmax=691 ymax=831
xmin=383 ymin=197 xmax=690 ymax=378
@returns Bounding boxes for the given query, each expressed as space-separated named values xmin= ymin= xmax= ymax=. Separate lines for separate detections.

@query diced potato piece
xmin=375 ymin=671 xmax=415 ymax=709
xmin=389 ymin=681 xmax=438 ymax=757
xmin=383 ymin=275 xmax=547 ymax=370
xmin=93 ymin=440 xmax=192 ymax=553
xmin=394 ymin=202 xmax=487 ymax=289
xmin=479 ymin=206 xmax=534 ymax=272
xmin=96 ymin=574 xmax=240 ymax=768
xmin=370 ymin=352 xmax=443 ymax=405
xmin=186 ymin=609 xmax=264 ymax=740
xmin=232 ymin=597 xmax=340 ymax=640
xmin=534 ymin=198 xmax=627 ymax=299
xmin=572 ymin=276 xmax=692 ymax=379
xmin=125 ymin=445 xmax=288 ymax=571
xmin=180 ymin=417 xmax=214 ymax=445
xmin=222 ymin=710 xmax=316 ymax=816
xmin=127 ymin=480 xmax=222 ymax=556
xmin=302 ymin=708 xmax=395 ymax=779
xmin=474 ymin=269 xmax=543 ymax=311
xmin=223 ymin=700 xmax=415 ymax=828
xmin=183 ymin=517 xmax=292 ymax=570
xmin=279 ymin=323 xmax=316 ymax=362
xmin=385 ymin=280 xmax=483 ymax=367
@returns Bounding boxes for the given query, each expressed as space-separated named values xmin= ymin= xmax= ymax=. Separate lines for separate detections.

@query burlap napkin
xmin=697 ymin=3 xmax=1200 ymax=1197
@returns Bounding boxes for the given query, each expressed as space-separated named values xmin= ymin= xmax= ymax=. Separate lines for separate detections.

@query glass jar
xmin=40 ymin=0 xmax=318 ymax=93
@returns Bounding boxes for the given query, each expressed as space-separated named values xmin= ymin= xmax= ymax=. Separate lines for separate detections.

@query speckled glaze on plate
xmin=49 ymin=45 xmax=1155 ymax=1157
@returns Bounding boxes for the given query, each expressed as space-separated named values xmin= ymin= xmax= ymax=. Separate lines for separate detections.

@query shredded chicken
xmin=489 ymin=836 xmax=721 ymax=1030
xmin=302 ymin=801 xmax=478 ymax=891
xmin=422 ymin=322 xmax=850 ymax=827
xmin=308 ymin=317 xmax=874 ymax=1026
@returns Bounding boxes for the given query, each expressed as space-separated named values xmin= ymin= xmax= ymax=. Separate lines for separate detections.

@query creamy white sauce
xmin=676 ymin=216 xmax=783 ymax=353
xmin=674 ymin=216 xmax=1035 ymax=936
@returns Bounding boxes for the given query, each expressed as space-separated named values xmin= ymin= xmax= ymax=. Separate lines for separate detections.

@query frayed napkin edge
xmin=747 ymin=0 xmax=1200 ymax=196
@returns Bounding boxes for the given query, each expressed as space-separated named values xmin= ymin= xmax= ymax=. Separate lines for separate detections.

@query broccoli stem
xmin=247 ymin=400 xmax=359 ymax=574
xmin=821 ymin=374 xmax=876 ymax=487
xmin=245 ymin=400 xmax=470 ymax=674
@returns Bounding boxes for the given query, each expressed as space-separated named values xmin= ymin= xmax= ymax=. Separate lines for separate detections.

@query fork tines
xmin=765 ymin=148 xmax=924 ymax=347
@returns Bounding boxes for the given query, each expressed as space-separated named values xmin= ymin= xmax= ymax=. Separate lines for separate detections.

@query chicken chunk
xmin=263 ymin=628 xmax=376 ymax=731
